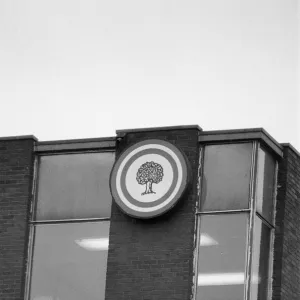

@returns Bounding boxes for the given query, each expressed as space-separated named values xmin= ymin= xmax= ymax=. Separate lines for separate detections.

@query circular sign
xmin=110 ymin=139 xmax=189 ymax=218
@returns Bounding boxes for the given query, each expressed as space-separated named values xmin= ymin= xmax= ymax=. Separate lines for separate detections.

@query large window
xmin=195 ymin=142 xmax=277 ymax=300
xmin=201 ymin=143 xmax=253 ymax=211
xmin=26 ymin=151 xmax=115 ymax=300
xmin=197 ymin=214 xmax=248 ymax=300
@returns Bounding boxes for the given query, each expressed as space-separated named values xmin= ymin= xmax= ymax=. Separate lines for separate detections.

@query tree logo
xmin=110 ymin=139 xmax=189 ymax=219
xmin=136 ymin=161 xmax=164 ymax=195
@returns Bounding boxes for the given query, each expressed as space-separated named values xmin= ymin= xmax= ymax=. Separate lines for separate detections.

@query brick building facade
xmin=0 ymin=126 xmax=299 ymax=300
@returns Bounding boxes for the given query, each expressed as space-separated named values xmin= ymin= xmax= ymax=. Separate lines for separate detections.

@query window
xmin=256 ymin=146 xmax=276 ymax=223
xmin=201 ymin=143 xmax=253 ymax=211
xmin=250 ymin=216 xmax=272 ymax=300
xmin=195 ymin=142 xmax=277 ymax=300
xmin=197 ymin=214 xmax=248 ymax=300
xmin=26 ymin=151 xmax=115 ymax=300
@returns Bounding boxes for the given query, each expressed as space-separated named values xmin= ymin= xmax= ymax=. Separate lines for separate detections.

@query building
xmin=0 ymin=125 xmax=299 ymax=300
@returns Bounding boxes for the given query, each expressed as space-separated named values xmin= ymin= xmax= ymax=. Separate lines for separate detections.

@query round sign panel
xmin=110 ymin=139 xmax=189 ymax=218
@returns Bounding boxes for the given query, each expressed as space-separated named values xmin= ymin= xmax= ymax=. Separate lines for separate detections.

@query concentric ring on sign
xmin=120 ymin=149 xmax=178 ymax=208
xmin=110 ymin=139 xmax=189 ymax=218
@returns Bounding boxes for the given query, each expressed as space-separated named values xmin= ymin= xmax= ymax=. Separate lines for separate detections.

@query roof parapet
xmin=199 ymin=128 xmax=283 ymax=158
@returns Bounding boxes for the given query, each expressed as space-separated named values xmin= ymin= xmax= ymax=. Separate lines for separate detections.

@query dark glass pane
xmin=196 ymin=214 xmax=248 ymax=300
xmin=250 ymin=216 xmax=271 ymax=300
xmin=30 ymin=222 xmax=110 ymax=300
xmin=36 ymin=152 xmax=115 ymax=220
xmin=201 ymin=143 xmax=253 ymax=211
xmin=256 ymin=147 xmax=276 ymax=223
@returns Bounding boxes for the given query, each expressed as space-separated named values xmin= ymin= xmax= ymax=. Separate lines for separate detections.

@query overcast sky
xmin=0 ymin=0 xmax=299 ymax=150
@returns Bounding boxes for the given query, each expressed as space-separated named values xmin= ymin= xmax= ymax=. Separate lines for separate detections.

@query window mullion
xmin=30 ymin=217 xmax=111 ymax=225
xmin=24 ymin=224 xmax=36 ymax=300
xmin=271 ymin=161 xmax=279 ymax=226
xmin=266 ymin=159 xmax=279 ymax=299
xmin=192 ymin=147 xmax=204 ymax=300
xmin=192 ymin=215 xmax=201 ymax=300
xmin=196 ymin=208 xmax=251 ymax=215
xmin=245 ymin=141 xmax=259 ymax=300
xmin=25 ymin=154 xmax=39 ymax=300
xmin=30 ymin=156 xmax=39 ymax=222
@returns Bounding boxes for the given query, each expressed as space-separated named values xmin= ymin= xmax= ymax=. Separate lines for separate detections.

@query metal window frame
xmin=255 ymin=142 xmax=278 ymax=228
xmin=245 ymin=141 xmax=259 ymax=300
xmin=24 ymin=148 xmax=115 ymax=300
xmin=250 ymin=142 xmax=278 ymax=300
xmin=252 ymin=146 xmax=278 ymax=300
xmin=31 ymin=149 xmax=115 ymax=221
xmin=193 ymin=141 xmax=257 ymax=300
xmin=250 ymin=213 xmax=274 ymax=300
xmin=193 ymin=139 xmax=278 ymax=300
xmin=35 ymin=148 xmax=115 ymax=156
xmin=196 ymin=140 xmax=256 ymax=213
xmin=24 ymin=156 xmax=39 ymax=300
xmin=35 ymin=138 xmax=116 ymax=153
xmin=191 ymin=146 xmax=204 ymax=299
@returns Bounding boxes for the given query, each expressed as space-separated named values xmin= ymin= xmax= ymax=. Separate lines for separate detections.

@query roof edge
xmin=35 ymin=137 xmax=116 ymax=153
xmin=37 ymin=136 xmax=115 ymax=145
xmin=0 ymin=135 xmax=38 ymax=141
xmin=199 ymin=128 xmax=283 ymax=158
xmin=281 ymin=143 xmax=300 ymax=158
xmin=116 ymin=125 xmax=202 ymax=136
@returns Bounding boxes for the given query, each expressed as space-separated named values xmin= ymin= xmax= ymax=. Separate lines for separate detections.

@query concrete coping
xmin=116 ymin=125 xmax=202 ymax=137
xmin=0 ymin=135 xmax=38 ymax=141
xmin=4 ymin=126 xmax=297 ymax=158
xmin=281 ymin=143 xmax=300 ymax=158
xmin=35 ymin=137 xmax=116 ymax=152
xmin=199 ymin=128 xmax=283 ymax=158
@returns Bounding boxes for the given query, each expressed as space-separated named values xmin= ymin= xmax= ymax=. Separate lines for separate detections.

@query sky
xmin=0 ymin=0 xmax=299 ymax=150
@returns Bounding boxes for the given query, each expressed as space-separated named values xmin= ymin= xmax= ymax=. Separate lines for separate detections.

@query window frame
xmin=251 ymin=142 xmax=278 ymax=300
xmin=24 ymin=147 xmax=115 ymax=300
xmin=194 ymin=140 xmax=278 ymax=300
xmin=255 ymin=144 xmax=278 ymax=226
xmin=199 ymin=142 xmax=255 ymax=212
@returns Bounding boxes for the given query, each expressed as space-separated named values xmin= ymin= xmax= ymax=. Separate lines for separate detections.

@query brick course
xmin=0 ymin=138 xmax=35 ymax=300
xmin=273 ymin=145 xmax=300 ymax=300
xmin=105 ymin=129 xmax=200 ymax=300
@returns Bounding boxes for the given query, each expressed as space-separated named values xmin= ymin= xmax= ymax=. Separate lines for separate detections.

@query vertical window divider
xmin=245 ymin=141 xmax=259 ymax=300
xmin=268 ymin=225 xmax=275 ymax=300
xmin=29 ymin=156 xmax=39 ymax=219
xmin=272 ymin=160 xmax=279 ymax=226
xmin=24 ymin=226 xmax=36 ymax=300
xmin=24 ymin=155 xmax=39 ymax=300
xmin=192 ymin=146 xmax=204 ymax=300
xmin=267 ymin=159 xmax=279 ymax=299
xmin=192 ymin=215 xmax=202 ymax=300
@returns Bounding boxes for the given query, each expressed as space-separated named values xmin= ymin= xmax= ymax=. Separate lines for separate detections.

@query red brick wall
xmin=0 ymin=137 xmax=35 ymax=300
xmin=273 ymin=145 xmax=300 ymax=300
xmin=105 ymin=128 xmax=200 ymax=300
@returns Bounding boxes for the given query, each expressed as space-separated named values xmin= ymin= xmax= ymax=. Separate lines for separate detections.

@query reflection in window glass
xmin=36 ymin=152 xmax=115 ymax=220
xmin=196 ymin=214 xmax=248 ymax=300
xmin=250 ymin=216 xmax=271 ymax=300
xmin=256 ymin=147 xmax=276 ymax=223
xmin=201 ymin=143 xmax=253 ymax=211
xmin=30 ymin=222 xmax=110 ymax=300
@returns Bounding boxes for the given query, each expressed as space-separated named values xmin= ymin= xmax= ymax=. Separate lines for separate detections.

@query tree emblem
xmin=136 ymin=161 xmax=164 ymax=195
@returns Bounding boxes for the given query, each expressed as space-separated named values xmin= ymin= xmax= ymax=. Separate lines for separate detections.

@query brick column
xmin=105 ymin=126 xmax=201 ymax=300
xmin=0 ymin=137 xmax=36 ymax=300
xmin=273 ymin=144 xmax=300 ymax=300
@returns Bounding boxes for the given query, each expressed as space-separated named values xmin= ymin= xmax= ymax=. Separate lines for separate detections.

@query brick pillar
xmin=0 ymin=137 xmax=36 ymax=300
xmin=273 ymin=145 xmax=300 ymax=300
xmin=105 ymin=126 xmax=201 ymax=300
